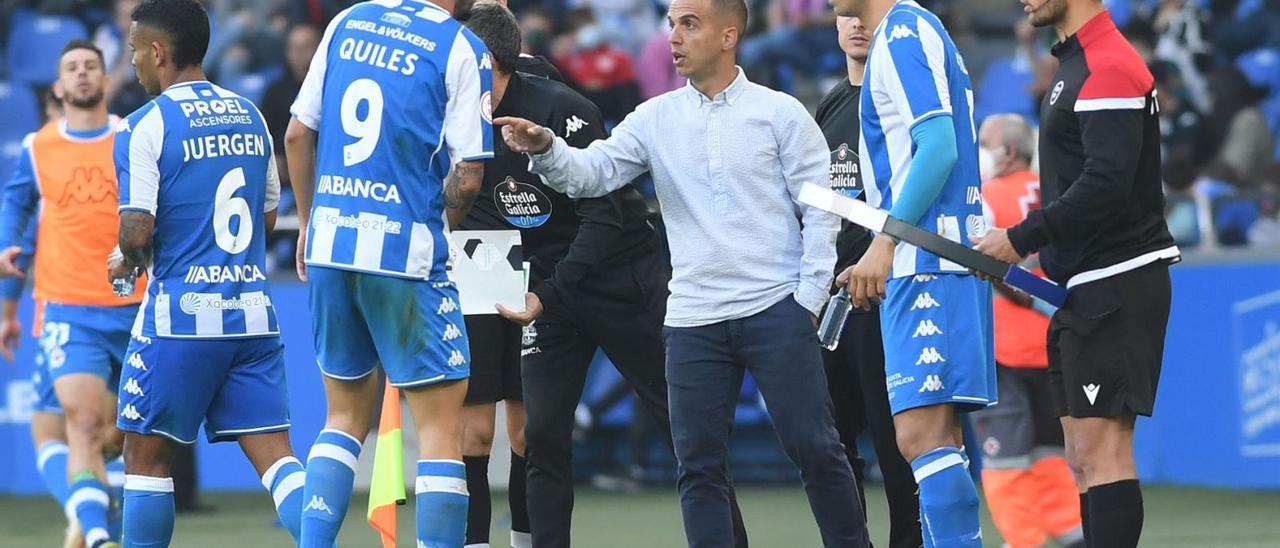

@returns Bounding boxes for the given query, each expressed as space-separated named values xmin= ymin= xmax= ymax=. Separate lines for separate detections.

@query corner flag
xmin=367 ymin=379 xmax=406 ymax=548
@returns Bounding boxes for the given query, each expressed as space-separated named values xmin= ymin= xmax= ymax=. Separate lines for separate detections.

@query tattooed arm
xmin=445 ymin=160 xmax=484 ymax=228
xmin=108 ymin=211 xmax=154 ymax=285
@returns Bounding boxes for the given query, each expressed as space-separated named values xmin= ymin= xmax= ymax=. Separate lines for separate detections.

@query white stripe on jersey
xmin=126 ymin=108 xmax=164 ymax=214
xmin=155 ymin=291 xmax=172 ymax=337
xmin=193 ymin=293 xmax=223 ymax=336
xmin=242 ymin=290 xmax=270 ymax=333
xmin=166 ymin=86 xmax=198 ymax=101
xmin=308 ymin=206 xmax=341 ymax=266
xmin=936 ymin=215 xmax=966 ymax=273
xmin=916 ymin=18 xmax=953 ymax=123
xmin=353 ymin=212 xmax=387 ymax=270
xmin=443 ymin=29 xmax=490 ymax=163
xmin=406 ymin=222 xmax=435 ymax=278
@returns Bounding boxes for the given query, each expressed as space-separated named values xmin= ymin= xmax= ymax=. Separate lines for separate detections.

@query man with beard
xmin=0 ymin=39 xmax=139 ymax=548
xmin=974 ymin=1 xmax=1178 ymax=546
xmin=813 ymin=13 xmax=922 ymax=548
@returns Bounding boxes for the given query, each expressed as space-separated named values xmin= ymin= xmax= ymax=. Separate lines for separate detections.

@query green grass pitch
xmin=3 ymin=485 xmax=1278 ymax=546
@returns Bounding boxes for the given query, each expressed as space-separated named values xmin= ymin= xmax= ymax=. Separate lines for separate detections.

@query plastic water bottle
xmin=818 ymin=288 xmax=853 ymax=351
xmin=112 ymin=270 xmax=137 ymax=297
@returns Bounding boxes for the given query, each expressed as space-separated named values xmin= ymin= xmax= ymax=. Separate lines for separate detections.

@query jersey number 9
xmin=341 ymin=78 xmax=384 ymax=167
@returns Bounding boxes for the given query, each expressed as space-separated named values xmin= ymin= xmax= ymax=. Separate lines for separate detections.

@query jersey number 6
xmin=214 ymin=167 xmax=253 ymax=255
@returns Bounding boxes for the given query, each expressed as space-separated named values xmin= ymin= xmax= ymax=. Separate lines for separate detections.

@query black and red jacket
xmin=1007 ymin=10 xmax=1178 ymax=287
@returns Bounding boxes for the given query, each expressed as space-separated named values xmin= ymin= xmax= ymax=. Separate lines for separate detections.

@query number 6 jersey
xmin=115 ymin=81 xmax=281 ymax=339
xmin=291 ymin=0 xmax=494 ymax=281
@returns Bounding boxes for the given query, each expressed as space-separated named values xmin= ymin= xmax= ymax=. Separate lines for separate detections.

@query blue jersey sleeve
xmin=881 ymin=10 xmax=953 ymax=128
xmin=115 ymin=105 xmax=165 ymax=215
xmin=0 ymin=142 xmax=39 ymax=301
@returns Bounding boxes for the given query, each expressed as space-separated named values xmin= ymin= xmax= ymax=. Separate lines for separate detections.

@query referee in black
xmin=815 ymin=14 xmax=921 ymax=548
xmin=974 ymin=1 xmax=1179 ymax=546
xmin=462 ymin=6 xmax=747 ymax=547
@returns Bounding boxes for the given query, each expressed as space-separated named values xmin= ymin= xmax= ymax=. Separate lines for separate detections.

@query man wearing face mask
xmin=813 ymin=14 xmax=921 ymax=548
xmin=971 ymin=114 xmax=1085 ymax=548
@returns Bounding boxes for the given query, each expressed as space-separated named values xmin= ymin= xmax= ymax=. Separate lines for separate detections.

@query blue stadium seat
xmin=0 ymin=82 xmax=40 ymax=179
xmin=219 ymin=65 xmax=283 ymax=107
xmin=973 ymin=55 xmax=1036 ymax=125
xmin=5 ymin=9 xmax=89 ymax=86
xmin=1236 ymin=48 xmax=1280 ymax=92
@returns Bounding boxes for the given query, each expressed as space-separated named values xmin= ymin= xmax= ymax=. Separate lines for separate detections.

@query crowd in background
xmin=1 ymin=0 xmax=1278 ymax=257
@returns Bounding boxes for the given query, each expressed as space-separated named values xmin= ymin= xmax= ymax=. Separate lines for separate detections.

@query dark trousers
xmin=666 ymin=296 xmax=869 ymax=548
xmin=822 ymin=308 xmax=922 ymax=548
xmin=522 ymin=249 xmax=748 ymax=548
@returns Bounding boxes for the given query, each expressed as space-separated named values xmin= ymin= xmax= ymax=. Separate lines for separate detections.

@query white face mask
xmin=978 ymin=147 xmax=999 ymax=181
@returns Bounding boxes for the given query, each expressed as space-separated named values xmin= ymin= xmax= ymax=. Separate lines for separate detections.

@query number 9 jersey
xmin=115 ymin=82 xmax=281 ymax=339
xmin=291 ymin=0 xmax=494 ymax=281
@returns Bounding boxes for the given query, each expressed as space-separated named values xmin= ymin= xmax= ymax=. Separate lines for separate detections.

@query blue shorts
xmin=35 ymin=303 xmax=136 ymax=412
xmin=308 ymin=266 xmax=470 ymax=387
xmin=40 ymin=303 xmax=136 ymax=382
xmin=881 ymin=273 xmax=996 ymax=414
xmin=31 ymin=352 xmax=61 ymax=413
xmin=116 ymin=335 xmax=290 ymax=444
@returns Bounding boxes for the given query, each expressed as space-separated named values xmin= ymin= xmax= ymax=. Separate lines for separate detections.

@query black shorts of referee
xmin=464 ymin=315 xmax=523 ymax=404
xmin=1047 ymin=261 xmax=1172 ymax=418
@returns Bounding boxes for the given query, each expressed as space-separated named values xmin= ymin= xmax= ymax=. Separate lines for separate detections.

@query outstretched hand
xmin=494 ymin=117 xmax=553 ymax=155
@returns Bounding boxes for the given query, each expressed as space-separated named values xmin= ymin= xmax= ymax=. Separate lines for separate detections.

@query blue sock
xmin=262 ymin=456 xmax=306 ymax=543
xmin=35 ymin=441 xmax=71 ymax=510
xmin=416 ymin=459 xmax=469 ymax=548
xmin=122 ymin=475 xmax=174 ymax=548
xmin=107 ymin=457 xmax=126 ymax=540
xmin=300 ymin=429 xmax=362 ymax=548
xmin=69 ymin=472 xmax=114 ymax=547
xmin=912 ymin=447 xmax=982 ymax=548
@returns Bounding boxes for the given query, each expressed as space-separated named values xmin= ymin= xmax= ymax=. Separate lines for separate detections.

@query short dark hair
xmin=464 ymin=3 xmax=520 ymax=75
xmin=131 ymin=0 xmax=210 ymax=69
xmin=715 ymin=0 xmax=749 ymax=35
xmin=61 ymin=39 xmax=106 ymax=67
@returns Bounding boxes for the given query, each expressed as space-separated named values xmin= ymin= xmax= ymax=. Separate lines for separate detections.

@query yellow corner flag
xmin=368 ymin=379 xmax=406 ymax=548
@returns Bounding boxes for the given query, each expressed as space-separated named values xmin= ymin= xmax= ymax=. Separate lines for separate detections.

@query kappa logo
xmin=128 ymin=353 xmax=147 ymax=371
xmin=442 ymin=323 xmax=462 ymax=342
xmin=437 ymin=297 xmax=458 ymax=315
xmin=305 ymin=496 xmax=334 ymax=515
xmin=447 ymin=349 xmax=466 ymax=367
xmin=1050 ymin=81 xmax=1065 ymax=105
xmin=479 ymin=53 xmax=493 ymax=71
xmin=521 ymin=324 xmax=537 ymax=346
xmin=887 ymin=24 xmax=918 ymax=43
xmin=913 ymin=274 xmax=938 ymax=283
xmin=115 ymin=119 xmax=131 ymax=133
xmin=918 ymin=374 xmax=944 ymax=392
xmin=1083 ymin=384 xmax=1101 ymax=405
xmin=119 ymin=404 xmax=144 ymax=421
xmin=910 ymin=292 xmax=941 ymax=310
xmin=122 ymin=378 xmax=144 ymax=397
xmin=565 ymin=115 xmax=589 ymax=137
xmin=916 ymin=347 xmax=946 ymax=365
xmin=912 ymin=319 xmax=943 ymax=338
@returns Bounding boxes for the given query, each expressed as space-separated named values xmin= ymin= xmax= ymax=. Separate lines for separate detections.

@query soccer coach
xmin=974 ymin=1 xmax=1179 ymax=546
xmin=496 ymin=0 xmax=869 ymax=545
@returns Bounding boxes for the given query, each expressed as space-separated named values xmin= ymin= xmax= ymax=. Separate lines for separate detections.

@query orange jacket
xmin=983 ymin=170 xmax=1049 ymax=368
xmin=25 ymin=120 xmax=145 ymax=307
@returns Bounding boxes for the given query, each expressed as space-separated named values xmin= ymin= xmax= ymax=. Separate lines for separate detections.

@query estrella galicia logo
xmin=829 ymin=143 xmax=863 ymax=199
xmin=495 ymin=176 xmax=553 ymax=228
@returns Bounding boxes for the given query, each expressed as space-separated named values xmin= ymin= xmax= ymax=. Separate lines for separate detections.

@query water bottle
xmin=818 ymin=288 xmax=853 ymax=351
xmin=112 ymin=269 xmax=137 ymax=297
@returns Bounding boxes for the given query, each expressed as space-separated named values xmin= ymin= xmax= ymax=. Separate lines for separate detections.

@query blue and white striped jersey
xmin=116 ymin=81 xmax=281 ymax=339
xmin=860 ymin=0 xmax=984 ymax=278
xmin=291 ymin=0 xmax=494 ymax=280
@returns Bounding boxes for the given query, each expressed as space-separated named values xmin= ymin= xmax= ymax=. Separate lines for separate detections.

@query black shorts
xmin=972 ymin=365 xmax=1064 ymax=469
xmin=1047 ymin=261 xmax=1172 ymax=418
xmin=463 ymin=314 xmax=523 ymax=403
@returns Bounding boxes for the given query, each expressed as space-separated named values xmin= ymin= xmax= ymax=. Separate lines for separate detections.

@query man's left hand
xmin=497 ymin=292 xmax=544 ymax=326
xmin=106 ymin=249 xmax=134 ymax=286
xmin=970 ymin=228 xmax=1024 ymax=280
xmin=839 ymin=233 xmax=895 ymax=310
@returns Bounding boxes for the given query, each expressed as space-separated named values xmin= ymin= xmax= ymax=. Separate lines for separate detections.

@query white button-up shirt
xmin=530 ymin=68 xmax=838 ymax=327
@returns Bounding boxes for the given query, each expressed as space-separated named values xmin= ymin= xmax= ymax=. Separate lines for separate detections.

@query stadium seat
xmin=5 ymin=9 xmax=89 ymax=86
xmin=1236 ymin=48 xmax=1280 ymax=92
xmin=1213 ymin=194 xmax=1262 ymax=246
xmin=0 ymin=82 xmax=40 ymax=179
xmin=973 ymin=55 xmax=1037 ymax=125
xmin=219 ymin=65 xmax=284 ymax=107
